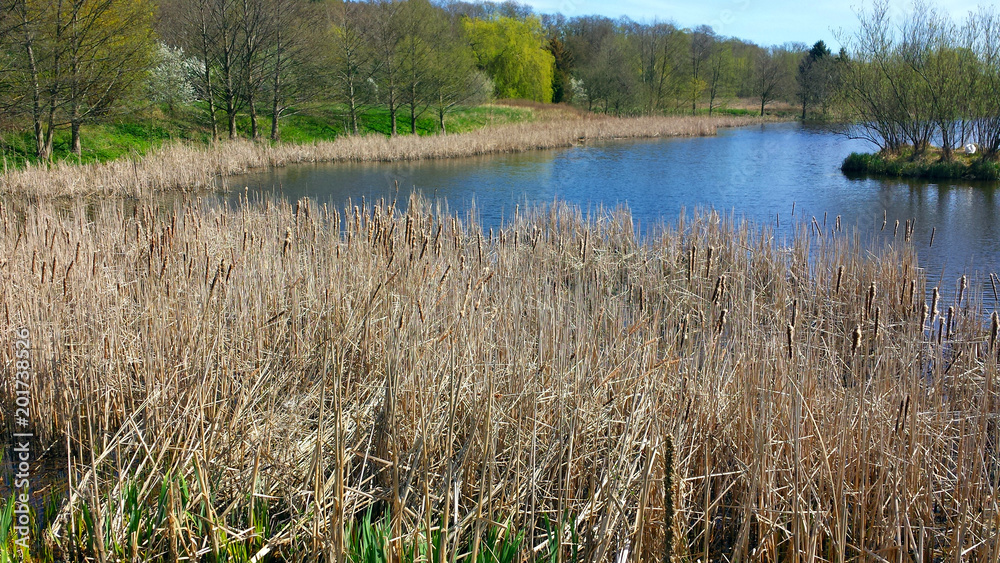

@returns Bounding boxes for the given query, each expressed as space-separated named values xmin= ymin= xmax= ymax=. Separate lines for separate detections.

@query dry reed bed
xmin=0 ymin=115 xmax=767 ymax=199
xmin=0 ymin=195 xmax=998 ymax=561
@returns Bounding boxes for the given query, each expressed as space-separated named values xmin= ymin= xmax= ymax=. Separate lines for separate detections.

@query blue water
xmin=232 ymin=122 xmax=1000 ymax=286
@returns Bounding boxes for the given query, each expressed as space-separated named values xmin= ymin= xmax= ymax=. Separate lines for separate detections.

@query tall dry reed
xmin=0 ymin=115 xmax=768 ymax=199
xmin=0 ymin=194 xmax=996 ymax=561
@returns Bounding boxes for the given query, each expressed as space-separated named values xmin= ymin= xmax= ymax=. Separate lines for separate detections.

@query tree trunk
xmin=760 ymin=98 xmax=766 ymax=117
xmin=228 ymin=101 xmax=237 ymax=139
xmin=801 ymin=97 xmax=807 ymax=120
xmin=43 ymin=97 xmax=57 ymax=160
xmin=347 ymin=74 xmax=359 ymax=135
xmin=25 ymin=40 xmax=45 ymax=158
xmin=200 ymin=43 xmax=218 ymax=142
xmin=71 ymin=108 xmax=82 ymax=156
xmin=270 ymin=74 xmax=281 ymax=141
xmin=249 ymin=95 xmax=259 ymax=139
xmin=390 ymin=100 xmax=397 ymax=136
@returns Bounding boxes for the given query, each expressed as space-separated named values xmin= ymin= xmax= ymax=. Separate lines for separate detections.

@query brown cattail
xmin=786 ymin=323 xmax=795 ymax=359
xmin=881 ymin=210 xmax=887 ymax=231
xmin=852 ymin=325 xmax=862 ymax=354
xmin=893 ymin=219 xmax=899 ymax=238
xmin=282 ymin=227 xmax=292 ymax=257
xmin=929 ymin=227 xmax=936 ymax=248
xmin=791 ymin=298 xmax=798 ymax=327
xmin=711 ymin=275 xmax=725 ymax=304
xmin=920 ymin=301 xmax=929 ymax=330
xmin=958 ymin=275 xmax=967 ymax=308
xmin=991 ymin=312 xmax=999 ymax=351
xmin=931 ymin=287 xmax=940 ymax=322
xmin=717 ymin=308 xmax=728 ymax=333
xmin=688 ymin=244 xmax=696 ymax=283
xmin=946 ymin=306 xmax=954 ymax=338
xmin=873 ymin=306 xmax=881 ymax=340
xmin=705 ymin=246 xmax=714 ymax=278
xmin=866 ymin=282 xmax=876 ymax=318
xmin=835 ymin=265 xmax=844 ymax=294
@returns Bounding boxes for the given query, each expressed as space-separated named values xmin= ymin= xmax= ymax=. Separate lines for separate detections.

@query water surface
xmin=232 ymin=122 xmax=1000 ymax=288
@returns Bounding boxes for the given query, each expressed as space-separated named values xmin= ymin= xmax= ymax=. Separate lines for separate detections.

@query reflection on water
xmin=231 ymin=122 xmax=1000 ymax=294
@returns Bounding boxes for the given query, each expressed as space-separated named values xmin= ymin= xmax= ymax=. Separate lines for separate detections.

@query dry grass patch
xmin=0 ymin=195 xmax=997 ymax=560
xmin=0 ymin=115 xmax=769 ymax=199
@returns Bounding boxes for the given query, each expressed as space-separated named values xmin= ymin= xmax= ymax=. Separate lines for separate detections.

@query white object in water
xmin=965 ymin=143 xmax=977 ymax=154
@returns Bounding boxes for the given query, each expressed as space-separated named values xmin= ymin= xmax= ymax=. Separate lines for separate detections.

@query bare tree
xmin=371 ymin=0 xmax=404 ymax=135
xmin=753 ymin=46 xmax=789 ymax=116
xmin=329 ymin=0 xmax=375 ymax=135
xmin=266 ymin=0 xmax=320 ymax=141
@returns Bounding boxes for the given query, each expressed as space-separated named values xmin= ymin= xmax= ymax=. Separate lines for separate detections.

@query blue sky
xmin=519 ymin=0 xmax=982 ymax=47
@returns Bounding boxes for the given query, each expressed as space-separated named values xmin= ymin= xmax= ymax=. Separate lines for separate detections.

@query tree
xmin=428 ymin=9 xmax=491 ymax=133
xmin=626 ymin=19 xmax=685 ymax=114
xmin=237 ymin=0 xmax=272 ymax=139
xmin=265 ymin=0 xmax=322 ymax=141
xmin=159 ymin=0 xmax=221 ymax=141
xmin=580 ymin=33 xmax=637 ymax=114
xmin=547 ymin=35 xmax=572 ymax=103
xmin=208 ymin=0 xmax=244 ymax=139
xmin=796 ymin=40 xmax=833 ymax=119
xmin=753 ymin=46 xmax=790 ymax=116
xmin=706 ymin=42 xmax=733 ymax=116
xmin=328 ymin=0 xmax=375 ymax=135
xmin=687 ymin=25 xmax=713 ymax=114
xmin=967 ymin=6 xmax=1000 ymax=157
xmin=399 ymin=0 xmax=438 ymax=134
xmin=370 ymin=0 xmax=405 ymax=135
xmin=463 ymin=15 xmax=554 ymax=102
xmin=8 ymin=0 xmax=155 ymax=157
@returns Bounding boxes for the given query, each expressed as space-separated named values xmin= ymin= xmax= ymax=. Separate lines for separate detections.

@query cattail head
xmin=866 ymin=282 xmax=877 ymax=318
xmin=786 ymin=323 xmax=795 ymax=359
xmin=712 ymin=275 xmax=725 ymax=304
xmin=852 ymin=325 xmax=862 ymax=354
xmin=716 ymin=308 xmax=728 ymax=333
xmin=282 ymin=227 xmax=292 ymax=257
xmin=991 ymin=312 xmax=999 ymax=350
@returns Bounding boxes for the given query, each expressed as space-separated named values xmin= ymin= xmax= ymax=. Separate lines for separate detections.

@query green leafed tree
xmin=462 ymin=14 xmax=554 ymax=102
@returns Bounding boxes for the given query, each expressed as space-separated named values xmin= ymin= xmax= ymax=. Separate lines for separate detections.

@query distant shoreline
xmin=0 ymin=115 xmax=775 ymax=199
xmin=842 ymin=151 xmax=1000 ymax=182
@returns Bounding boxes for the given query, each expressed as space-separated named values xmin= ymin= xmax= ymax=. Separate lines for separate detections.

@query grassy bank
xmin=842 ymin=150 xmax=1000 ymax=181
xmin=0 ymin=104 xmax=535 ymax=169
xmin=0 ymin=115 xmax=768 ymax=198
xmin=1 ymin=195 xmax=997 ymax=560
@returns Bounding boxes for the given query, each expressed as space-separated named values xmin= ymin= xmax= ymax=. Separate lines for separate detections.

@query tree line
xmin=839 ymin=0 xmax=1000 ymax=159
xmin=0 ymin=0 xmax=847 ymax=160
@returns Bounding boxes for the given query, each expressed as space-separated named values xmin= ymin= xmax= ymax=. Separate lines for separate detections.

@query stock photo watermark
xmin=11 ymin=327 xmax=33 ymax=552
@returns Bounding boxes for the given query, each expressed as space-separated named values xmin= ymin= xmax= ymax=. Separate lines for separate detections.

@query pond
xmin=232 ymin=121 xmax=1000 ymax=291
